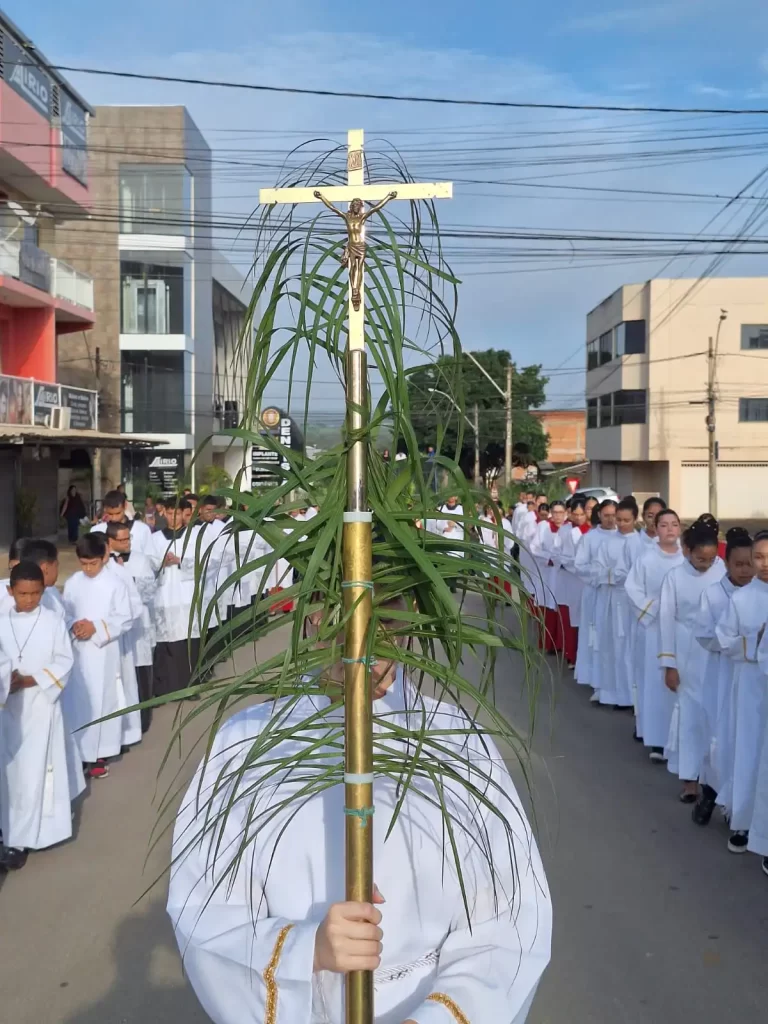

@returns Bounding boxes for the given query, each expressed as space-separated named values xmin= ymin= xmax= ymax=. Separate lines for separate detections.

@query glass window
xmin=587 ymin=339 xmax=598 ymax=372
xmin=587 ymin=398 xmax=598 ymax=429
xmin=120 ymin=261 xmax=184 ymax=334
xmin=599 ymin=330 xmax=613 ymax=365
xmin=121 ymin=351 xmax=189 ymax=433
xmin=119 ymin=165 xmax=188 ymax=234
xmin=615 ymin=320 xmax=646 ymax=356
xmin=613 ymin=389 xmax=647 ymax=425
xmin=213 ymin=280 xmax=247 ymax=427
xmin=741 ymin=325 xmax=768 ymax=350
xmin=739 ymin=398 xmax=768 ymax=422
xmin=599 ymin=393 xmax=612 ymax=427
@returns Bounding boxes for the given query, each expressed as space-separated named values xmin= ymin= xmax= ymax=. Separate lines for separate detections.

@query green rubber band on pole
xmin=341 ymin=580 xmax=374 ymax=590
xmin=344 ymin=806 xmax=375 ymax=828
xmin=341 ymin=656 xmax=379 ymax=666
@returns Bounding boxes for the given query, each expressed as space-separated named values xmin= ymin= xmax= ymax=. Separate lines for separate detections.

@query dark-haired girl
xmin=692 ymin=529 xmax=754 ymax=826
xmin=574 ymin=500 xmax=617 ymax=698
xmin=660 ymin=522 xmax=725 ymax=802
xmin=557 ymin=500 xmax=590 ymax=667
xmin=640 ymin=496 xmax=666 ymax=548
xmin=716 ymin=530 xmax=768 ymax=853
xmin=531 ymin=501 xmax=566 ymax=651
xmin=626 ymin=510 xmax=684 ymax=759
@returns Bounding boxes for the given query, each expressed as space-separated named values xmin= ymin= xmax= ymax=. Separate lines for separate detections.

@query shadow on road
xmin=61 ymin=900 xmax=208 ymax=1024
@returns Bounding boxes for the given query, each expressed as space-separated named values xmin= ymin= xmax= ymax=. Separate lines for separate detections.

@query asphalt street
xmin=1 ymin=599 xmax=767 ymax=1023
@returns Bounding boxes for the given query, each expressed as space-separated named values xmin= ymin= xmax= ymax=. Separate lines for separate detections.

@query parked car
xmin=563 ymin=485 xmax=619 ymax=503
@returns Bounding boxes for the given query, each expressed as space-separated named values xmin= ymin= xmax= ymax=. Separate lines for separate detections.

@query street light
xmin=463 ymin=351 xmax=514 ymax=488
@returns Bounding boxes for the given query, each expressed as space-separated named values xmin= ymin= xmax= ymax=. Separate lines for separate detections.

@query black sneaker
xmin=0 ymin=846 xmax=28 ymax=870
xmin=762 ymin=857 xmax=768 ymax=878
xmin=727 ymin=831 xmax=749 ymax=854
xmin=692 ymin=790 xmax=717 ymax=826
xmin=649 ymin=747 xmax=666 ymax=764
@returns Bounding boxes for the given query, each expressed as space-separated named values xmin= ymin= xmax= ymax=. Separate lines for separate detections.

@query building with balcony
xmin=585 ymin=277 xmax=768 ymax=520
xmin=52 ymin=105 xmax=253 ymax=498
xmin=0 ymin=10 xmax=153 ymax=546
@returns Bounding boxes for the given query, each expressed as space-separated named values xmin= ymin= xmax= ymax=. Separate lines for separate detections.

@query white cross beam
xmin=259 ymin=129 xmax=453 ymax=351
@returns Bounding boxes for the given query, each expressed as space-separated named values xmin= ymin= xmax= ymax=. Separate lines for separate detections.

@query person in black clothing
xmin=60 ymin=485 xmax=86 ymax=543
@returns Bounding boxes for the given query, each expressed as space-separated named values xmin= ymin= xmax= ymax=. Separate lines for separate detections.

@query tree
xmin=407 ymin=349 xmax=550 ymax=481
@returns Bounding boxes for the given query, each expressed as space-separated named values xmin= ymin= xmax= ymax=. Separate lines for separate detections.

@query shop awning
xmin=0 ymin=424 xmax=164 ymax=449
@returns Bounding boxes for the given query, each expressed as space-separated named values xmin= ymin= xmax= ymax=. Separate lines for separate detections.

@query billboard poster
xmin=250 ymin=407 xmax=304 ymax=485
xmin=0 ymin=375 xmax=33 ymax=425
xmin=148 ymin=451 xmax=183 ymax=492
xmin=61 ymin=387 xmax=96 ymax=430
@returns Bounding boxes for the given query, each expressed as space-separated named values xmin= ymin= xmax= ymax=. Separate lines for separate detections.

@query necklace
xmin=9 ymin=606 xmax=42 ymax=665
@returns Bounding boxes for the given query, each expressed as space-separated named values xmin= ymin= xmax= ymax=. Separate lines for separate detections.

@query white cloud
xmin=691 ymin=84 xmax=732 ymax=97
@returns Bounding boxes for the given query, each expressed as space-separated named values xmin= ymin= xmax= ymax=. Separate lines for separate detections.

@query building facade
xmin=0 ymin=11 xmax=127 ymax=545
xmin=586 ymin=277 xmax=768 ymax=519
xmin=51 ymin=105 xmax=252 ymax=499
xmin=530 ymin=408 xmax=586 ymax=466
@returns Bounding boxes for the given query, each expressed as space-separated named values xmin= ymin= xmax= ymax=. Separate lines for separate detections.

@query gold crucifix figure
xmin=313 ymin=190 xmax=398 ymax=311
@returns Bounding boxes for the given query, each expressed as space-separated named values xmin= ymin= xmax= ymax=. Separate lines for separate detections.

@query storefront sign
xmin=148 ymin=451 xmax=183 ymax=492
xmin=19 ymin=239 xmax=51 ymax=292
xmin=251 ymin=409 xmax=304 ymax=484
xmin=61 ymin=93 xmax=88 ymax=184
xmin=4 ymin=34 xmax=52 ymax=119
xmin=0 ymin=375 xmax=33 ymax=425
xmin=33 ymin=383 xmax=60 ymax=427
xmin=61 ymin=387 xmax=96 ymax=430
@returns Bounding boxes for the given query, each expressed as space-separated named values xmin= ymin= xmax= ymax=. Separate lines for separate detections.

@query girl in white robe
xmin=167 ymin=660 xmax=552 ymax=1024
xmin=625 ymin=510 xmax=684 ymax=756
xmin=517 ymin=503 xmax=539 ymax=606
xmin=659 ymin=522 xmax=725 ymax=800
xmin=478 ymin=506 xmax=500 ymax=585
xmin=639 ymin=496 xmax=666 ymax=550
xmin=592 ymin=500 xmax=642 ymax=708
xmin=573 ymin=501 xmax=617 ymax=697
xmin=0 ymin=564 xmax=85 ymax=866
xmin=748 ymin=625 xmax=768 ymax=873
xmin=557 ymin=500 xmax=590 ymax=668
xmin=692 ymin=529 xmax=754 ymax=827
xmin=62 ymin=535 xmax=134 ymax=776
xmin=716 ymin=531 xmax=768 ymax=853
xmin=530 ymin=503 xmax=565 ymax=652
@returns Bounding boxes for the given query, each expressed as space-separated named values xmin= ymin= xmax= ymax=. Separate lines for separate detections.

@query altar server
xmin=716 ymin=530 xmax=768 ymax=854
xmin=640 ymin=497 xmax=666 ymax=548
xmin=92 ymin=489 xmax=152 ymax=556
xmin=0 ymin=562 xmax=85 ymax=870
xmin=625 ymin=509 xmax=684 ymax=759
xmin=573 ymin=500 xmax=616 ymax=699
xmin=660 ymin=521 xmax=725 ymax=802
xmin=62 ymin=533 xmax=133 ymax=779
xmin=748 ymin=626 xmax=768 ymax=875
xmin=0 ymin=538 xmax=64 ymax=619
xmin=167 ymin=598 xmax=552 ymax=1024
xmin=692 ymin=528 xmax=753 ymax=827
xmin=149 ymin=500 xmax=201 ymax=696
xmin=557 ymin=498 xmax=590 ymax=668
xmin=531 ymin=501 xmax=565 ymax=651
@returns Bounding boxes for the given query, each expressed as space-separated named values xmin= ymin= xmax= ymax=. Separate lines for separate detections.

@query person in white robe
xmin=167 ymin=599 xmax=552 ymax=1024
xmin=510 ymin=492 xmax=531 ymax=537
xmin=91 ymin=488 xmax=152 ymax=556
xmin=0 ymin=538 xmax=65 ymax=619
xmin=691 ymin=529 xmax=754 ymax=827
xmin=149 ymin=500 xmax=202 ymax=696
xmin=437 ymin=497 xmax=465 ymax=560
xmin=660 ymin=522 xmax=725 ymax=800
xmin=0 ymin=562 xmax=85 ymax=869
xmin=639 ymin=496 xmax=666 ymax=549
xmin=573 ymin=501 xmax=617 ymax=698
xmin=530 ymin=503 xmax=564 ymax=652
xmin=748 ymin=619 xmax=768 ymax=874
xmin=557 ymin=499 xmax=590 ymax=668
xmin=716 ymin=531 xmax=768 ymax=854
xmin=62 ymin=533 xmax=134 ymax=778
xmin=517 ymin=502 xmax=540 ymax=607
xmin=105 ymin=521 xmax=153 ymax=743
xmin=591 ymin=500 xmax=642 ymax=708
xmin=477 ymin=505 xmax=500 ymax=583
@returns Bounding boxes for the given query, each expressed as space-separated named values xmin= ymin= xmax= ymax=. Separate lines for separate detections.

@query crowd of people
xmin=501 ymin=488 xmax=768 ymax=880
xmin=0 ymin=488 xmax=310 ymax=871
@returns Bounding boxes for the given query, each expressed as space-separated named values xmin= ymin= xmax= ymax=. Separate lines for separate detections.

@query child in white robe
xmin=0 ymin=538 xmax=65 ymax=619
xmin=573 ymin=500 xmax=617 ymax=700
xmin=639 ymin=496 xmax=666 ymax=549
xmin=748 ymin=625 xmax=768 ymax=875
xmin=660 ymin=521 xmax=725 ymax=801
xmin=0 ymin=562 xmax=85 ymax=870
xmin=625 ymin=510 xmax=684 ymax=758
xmin=716 ymin=530 xmax=768 ymax=854
xmin=531 ymin=502 xmax=565 ymax=652
xmin=692 ymin=529 xmax=754 ymax=827
xmin=91 ymin=488 xmax=152 ymax=556
xmin=62 ymin=533 xmax=133 ymax=779
xmin=167 ymin=596 xmax=552 ymax=1024
xmin=557 ymin=499 xmax=590 ymax=668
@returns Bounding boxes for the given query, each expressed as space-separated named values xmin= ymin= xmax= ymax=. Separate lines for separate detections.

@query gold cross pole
xmin=260 ymin=130 xmax=452 ymax=1024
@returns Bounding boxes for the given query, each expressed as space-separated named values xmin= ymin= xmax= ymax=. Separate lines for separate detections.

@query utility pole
xmin=707 ymin=310 xmax=727 ymax=520
xmin=505 ymin=363 xmax=514 ymax=489
xmin=473 ymin=402 xmax=481 ymax=486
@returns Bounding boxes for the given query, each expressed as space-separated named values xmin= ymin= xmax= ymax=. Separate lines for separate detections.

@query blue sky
xmin=9 ymin=0 xmax=768 ymax=412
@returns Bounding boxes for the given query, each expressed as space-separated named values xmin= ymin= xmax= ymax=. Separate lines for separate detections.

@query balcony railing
xmin=0 ymin=372 xmax=99 ymax=431
xmin=0 ymin=238 xmax=94 ymax=311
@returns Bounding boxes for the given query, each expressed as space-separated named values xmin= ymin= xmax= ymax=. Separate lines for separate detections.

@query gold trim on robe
xmin=44 ymin=669 xmax=63 ymax=690
xmin=427 ymin=992 xmax=471 ymax=1024
xmin=657 ymin=653 xmax=675 ymax=659
xmin=102 ymin=621 xmax=110 ymax=641
xmin=264 ymin=923 xmax=294 ymax=1024
xmin=638 ymin=600 xmax=653 ymax=621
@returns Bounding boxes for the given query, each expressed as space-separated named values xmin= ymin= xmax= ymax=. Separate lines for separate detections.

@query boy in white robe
xmin=91 ymin=488 xmax=152 ymax=556
xmin=0 ymin=562 xmax=85 ymax=870
xmin=0 ymin=538 xmax=65 ymax=618
xmin=150 ymin=500 xmax=202 ymax=696
xmin=168 ymin=597 xmax=552 ymax=1024
xmin=104 ymin=522 xmax=149 ymax=745
xmin=62 ymin=533 xmax=133 ymax=780
xmin=573 ymin=501 xmax=617 ymax=700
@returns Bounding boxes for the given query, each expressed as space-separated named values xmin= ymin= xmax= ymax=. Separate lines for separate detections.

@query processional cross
xmin=260 ymin=130 xmax=452 ymax=1024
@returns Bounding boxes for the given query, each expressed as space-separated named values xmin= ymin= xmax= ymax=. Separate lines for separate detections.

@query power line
xmin=47 ymin=64 xmax=768 ymax=116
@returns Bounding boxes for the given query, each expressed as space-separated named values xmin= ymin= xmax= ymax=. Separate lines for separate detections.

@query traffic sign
xmin=566 ymin=476 xmax=580 ymax=494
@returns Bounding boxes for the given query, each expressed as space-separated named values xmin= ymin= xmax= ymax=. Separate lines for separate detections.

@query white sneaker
xmin=590 ymin=690 xmax=600 ymax=703
xmin=649 ymin=748 xmax=666 ymax=764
